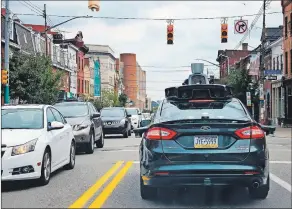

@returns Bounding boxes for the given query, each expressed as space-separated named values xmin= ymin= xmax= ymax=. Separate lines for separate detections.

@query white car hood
xmin=2 ymin=129 xmax=44 ymax=147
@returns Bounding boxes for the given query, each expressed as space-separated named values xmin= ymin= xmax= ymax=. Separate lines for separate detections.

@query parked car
xmin=126 ymin=108 xmax=142 ymax=129
xmin=1 ymin=105 xmax=76 ymax=185
xmin=54 ymin=101 xmax=104 ymax=154
xmin=101 ymin=107 xmax=132 ymax=138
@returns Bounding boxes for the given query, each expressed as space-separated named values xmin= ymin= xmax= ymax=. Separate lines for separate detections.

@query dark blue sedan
xmin=137 ymin=84 xmax=270 ymax=200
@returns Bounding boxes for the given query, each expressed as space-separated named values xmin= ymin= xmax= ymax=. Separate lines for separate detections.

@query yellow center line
xmin=69 ymin=161 xmax=124 ymax=209
xmin=88 ymin=161 xmax=133 ymax=209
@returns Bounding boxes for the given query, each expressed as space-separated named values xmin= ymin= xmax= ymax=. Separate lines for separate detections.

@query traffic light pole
xmin=4 ymin=0 xmax=10 ymax=104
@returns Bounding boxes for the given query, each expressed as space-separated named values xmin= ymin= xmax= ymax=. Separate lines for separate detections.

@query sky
xmin=6 ymin=1 xmax=283 ymax=101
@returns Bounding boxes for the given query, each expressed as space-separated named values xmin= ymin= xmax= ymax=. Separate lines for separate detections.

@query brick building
xmin=216 ymin=43 xmax=250 ymax=79
xmin=281 ymin=0 xmax=292 ymax=125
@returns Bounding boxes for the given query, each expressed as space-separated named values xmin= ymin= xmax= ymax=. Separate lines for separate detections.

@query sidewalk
xmin=273 ymin=127 xmax=292 ymax=138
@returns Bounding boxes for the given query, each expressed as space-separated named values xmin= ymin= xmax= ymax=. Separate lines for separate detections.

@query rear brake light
xmin=145 ymin=127 xmax=177 ymax=140
xmin=235 ymin=126 xmax=265 ymax=139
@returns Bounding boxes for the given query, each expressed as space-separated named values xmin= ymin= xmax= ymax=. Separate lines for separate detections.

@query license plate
xmin=194 ymin=135 xmax=218 ymax=148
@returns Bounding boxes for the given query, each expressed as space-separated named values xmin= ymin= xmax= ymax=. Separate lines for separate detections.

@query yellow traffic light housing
xmin=221 ymin=24 xmax=228 ymax=43
xmin=167 ymin=24 xmax=174 ymax=45
xmin=88 ymin=0 xmax=100 ymax=12
xmin=1 ymin=70 xmax=8 ymax=85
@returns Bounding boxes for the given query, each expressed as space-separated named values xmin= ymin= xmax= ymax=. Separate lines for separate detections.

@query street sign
xmin=234 ymin=20 xmax=248 ymax=34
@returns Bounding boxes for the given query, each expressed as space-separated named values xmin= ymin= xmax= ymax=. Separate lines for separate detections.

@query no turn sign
xmin=234 ymin=20 xmax=248 ymax=34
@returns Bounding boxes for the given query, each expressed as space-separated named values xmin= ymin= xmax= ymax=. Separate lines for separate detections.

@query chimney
xmin=242 ymin=43 xmax=248 ymax=50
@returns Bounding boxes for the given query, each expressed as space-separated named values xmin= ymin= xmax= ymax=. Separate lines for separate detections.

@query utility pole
xmin=4 ymin=0 xmax=10 ymax=104
xmin=259 ymin=0 xmax=266 ymax=123
xmin=43 ymin=4 xmax=48 ymax=56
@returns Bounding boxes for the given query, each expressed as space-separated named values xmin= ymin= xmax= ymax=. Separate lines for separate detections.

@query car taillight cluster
xmin=145 ymin=127 xmax=177 ymax=140
xmin=235 ymin=126 xmax=265 ymax=139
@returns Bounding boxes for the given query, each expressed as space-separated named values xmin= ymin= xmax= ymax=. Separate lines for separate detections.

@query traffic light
xmin=1 ymin=70 xmax=8 ymax=85
xmin=88 ymin=0 xmax=100 ymax=12
xmin=221 ymin=24 xmax=228 ymax=43
xmin=167 ymin=24 xmax=174 ymax=45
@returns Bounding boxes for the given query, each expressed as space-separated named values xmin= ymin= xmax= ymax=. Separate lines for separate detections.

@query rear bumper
xmin=142 ymin=174 xmax=268 ymax=187
xmin=141 ymin=163 xmax=269 ymax=188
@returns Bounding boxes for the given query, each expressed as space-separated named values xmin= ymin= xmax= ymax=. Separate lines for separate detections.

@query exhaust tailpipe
xmin=252 ymin=181 xmax=260 ymax=189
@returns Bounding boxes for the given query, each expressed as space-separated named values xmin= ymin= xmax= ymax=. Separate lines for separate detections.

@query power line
xmin=13 ymin=11 xmax=281 ymax=21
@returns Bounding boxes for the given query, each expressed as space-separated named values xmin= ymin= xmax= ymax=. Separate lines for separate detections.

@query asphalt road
xmin=2 ymin=133 xmax=292 ymax=208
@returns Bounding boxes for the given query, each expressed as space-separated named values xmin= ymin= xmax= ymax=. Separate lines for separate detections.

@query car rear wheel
xmin=248 ymin=176 xmax=270 ymax=199
xmin=86 ymin=132 xmax=95 ymax=154
xmin=38 ymin=150 xmax=51 ymax=186
xmin=96 ymin=130 xmax=104 ymax=148
xmin=64 ymin=141 xmax=76 ymax=170
xmin=140 ymin=176 xmax=157 ymax=200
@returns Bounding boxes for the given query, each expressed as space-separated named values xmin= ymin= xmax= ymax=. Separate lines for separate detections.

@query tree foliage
xmin=226 ymin=68 xmax=259 ymax=104
xmin=92 ymin=89 xmax=121 ymax=110
xmin=118 ymin=93 xmax=128 ymax=107
xmin=9 ymin=52 xmax=63 ymax=104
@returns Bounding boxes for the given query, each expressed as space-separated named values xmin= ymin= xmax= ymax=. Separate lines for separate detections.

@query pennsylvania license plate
xmin=194 ymin=135 xmax=219 ymax=148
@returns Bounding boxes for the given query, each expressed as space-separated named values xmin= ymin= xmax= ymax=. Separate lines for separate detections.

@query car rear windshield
xmin=126 ymin=109 xmax=138 ymax=115
xmin=101 ymin=109 xmax=125 ymax=117
xmin=54 ymin=103 xmax=89 ymax=118
xmin=160 ymin=99 xmax=250 ymax=122
xmin=190 ymin=75 xmax=206 ymax=84
xmin=2 ymin=108 xmax=44 ymax=129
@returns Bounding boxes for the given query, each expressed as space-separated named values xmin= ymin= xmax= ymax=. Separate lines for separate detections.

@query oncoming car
xmin=135 ymin=84 xmax=271 ymax=200
xmin=1 ymin=105 xmax=76 ymax=185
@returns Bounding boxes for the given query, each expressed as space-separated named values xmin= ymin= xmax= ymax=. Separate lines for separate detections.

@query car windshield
xmin=101 ymin=109 xmax=125 ymax=117
xmin=126 ymin=109 xmax=139 ymax=115
xmin=1 ymin=108 xmax=44 ymax=129
xmin=160 ymin=99 xmax=250 ymax=122
xmin=54 ymin=103 xmax=89 ymax=118
xmin=190 ymin=75 xmax=206 ymax=84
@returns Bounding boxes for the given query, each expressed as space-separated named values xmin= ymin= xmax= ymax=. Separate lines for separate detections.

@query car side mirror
xmin=48 ymin=121 xmax=64 ymax=131
xmin=260 ymin=124 xmax=276 ymax=136
xmin=91 ymin=113 xmax=100 ymax=118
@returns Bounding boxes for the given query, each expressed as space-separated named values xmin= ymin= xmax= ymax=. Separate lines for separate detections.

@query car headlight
xmin=120 ymin=119 xmax=126 ymax=124
xmin=73 ymin=124 xmax=89 ymax=131
xmin=11 ymin=139 xmax=38 ymax=156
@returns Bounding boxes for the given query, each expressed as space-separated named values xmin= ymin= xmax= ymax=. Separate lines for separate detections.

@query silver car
xmin=54 ymin=101 xmax=104 ymax=154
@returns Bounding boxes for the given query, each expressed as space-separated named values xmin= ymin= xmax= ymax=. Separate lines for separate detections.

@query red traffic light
xmin=167 ymin=25 xmax=173 ymax=32
xmin=221 ymin=24 xmax=227 ymax=30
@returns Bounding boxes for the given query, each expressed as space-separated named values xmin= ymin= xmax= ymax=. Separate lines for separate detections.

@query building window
xmin=273 ymin=57 xmax=275 ymax=70
xmin=285 ymin=51 xmax=288 ymax=75
xmin=285 ymin=16 xmax=288 ymax=37
xmin=276 ymin=56 xmax=279 ymax=70
xmin=281 ymin=54 xmax=283 ymax=70
xmin=77 ymin=79 xmax=80 ymax=92
xmin=81 ymin=80 xmax=84 ymax=93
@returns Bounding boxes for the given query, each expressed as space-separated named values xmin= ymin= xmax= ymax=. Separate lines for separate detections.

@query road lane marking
xmin=270 ymin=173 xmax=292 ymax=193
xmin=89 ymin=161 xmax=133 ymax=208
xmin=69 ymin=161 xmax=124 ymax=209
xmin=270 ymin=161 xmax=291 ymax=164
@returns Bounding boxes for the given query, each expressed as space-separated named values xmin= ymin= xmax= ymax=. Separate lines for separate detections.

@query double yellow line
xmin=69 ymin=161 xmax=133 ymax=209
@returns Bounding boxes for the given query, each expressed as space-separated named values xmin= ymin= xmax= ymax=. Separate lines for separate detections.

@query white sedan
xmin=1 ymin=104 xmax=76 ymax=186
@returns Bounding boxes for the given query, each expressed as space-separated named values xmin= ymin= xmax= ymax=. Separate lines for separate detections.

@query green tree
xmin=227 ymin=68 xmax=259 ymax=105
xmin=9 ymin=52 xmax=63 ymax=104
xmin=118 ymin=93 xmax=128 ymax=107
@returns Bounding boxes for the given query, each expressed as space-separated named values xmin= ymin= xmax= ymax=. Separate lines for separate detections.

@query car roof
xmin=54 ymin=101 xmax=88 ymax=105
xmin=102 ymin=107 xmax=125 ymax=110
xmin=1 ymin=104 xmax=48 ymax=109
